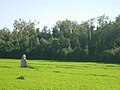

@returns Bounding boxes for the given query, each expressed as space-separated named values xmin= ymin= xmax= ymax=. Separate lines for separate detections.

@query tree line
xmin=0 ymin=14 xmax=120 ymax=63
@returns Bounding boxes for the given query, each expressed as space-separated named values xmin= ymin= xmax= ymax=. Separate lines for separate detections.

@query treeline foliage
xmin=0 ymin=15 xmax=120 ymax=63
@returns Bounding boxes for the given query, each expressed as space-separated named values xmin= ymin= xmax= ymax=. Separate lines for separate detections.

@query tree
xmin=97 ymin=14 xmax=109 ymax=30
xmin=0 ymin=27 xmax=14 ymax=52
xmin=0 ymin=15 xmax=120 ymax=63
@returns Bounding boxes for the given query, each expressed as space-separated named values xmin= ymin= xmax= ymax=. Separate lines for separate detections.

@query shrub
xmin=17 ymin=75 xmax=25 ymax=80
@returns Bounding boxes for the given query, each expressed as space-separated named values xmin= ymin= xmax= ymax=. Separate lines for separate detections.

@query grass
xmin=0 ymin=59 xmax=120 ymax=90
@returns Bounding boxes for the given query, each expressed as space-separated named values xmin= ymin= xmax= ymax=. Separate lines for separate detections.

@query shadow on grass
xmin=16 ymin=75 xmax=25 ymax=80
xmin=0 ymin=66 xmax=12 ymax=68
xmin=0 ymin=57 xmax=120 ymax=65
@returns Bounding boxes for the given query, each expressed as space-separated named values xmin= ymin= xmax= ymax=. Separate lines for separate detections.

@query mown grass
xmin=0 ymin=59 xmax=120 ymax=90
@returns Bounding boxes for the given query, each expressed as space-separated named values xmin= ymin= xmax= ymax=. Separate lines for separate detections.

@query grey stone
xmin=21 ymin=54 xmax=27 ymax=67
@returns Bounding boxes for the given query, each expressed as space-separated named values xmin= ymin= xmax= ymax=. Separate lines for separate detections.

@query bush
xmin=17 ymin=75 xmax=25 ymax=80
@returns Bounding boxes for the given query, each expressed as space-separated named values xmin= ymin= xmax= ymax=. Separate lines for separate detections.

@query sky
xmin=0 ymin=0 xmax=120 ymax=30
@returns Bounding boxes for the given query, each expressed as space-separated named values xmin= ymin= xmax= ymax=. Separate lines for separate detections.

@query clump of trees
xmin=0 ymin=14 xmax=120 ymax=63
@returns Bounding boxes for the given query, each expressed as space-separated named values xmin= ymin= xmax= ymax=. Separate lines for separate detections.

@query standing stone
xmin=21 ymin=54 xmax=27 ymax=67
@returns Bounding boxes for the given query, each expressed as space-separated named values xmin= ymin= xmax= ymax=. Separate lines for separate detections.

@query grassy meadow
xmin=0 ymin=59 xmax=120 ymax=90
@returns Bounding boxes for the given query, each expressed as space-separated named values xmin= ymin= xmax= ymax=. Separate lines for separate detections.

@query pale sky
xmin=0 ymin=0 xmax=120 ymax=30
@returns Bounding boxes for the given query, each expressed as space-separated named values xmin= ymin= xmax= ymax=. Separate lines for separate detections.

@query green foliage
xmin=0 ymin=14 xmax=120 ymax=63
xmin=102 ymin=47 xmax=120 ymax=63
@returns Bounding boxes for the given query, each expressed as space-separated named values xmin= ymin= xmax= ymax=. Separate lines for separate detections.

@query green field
xmin=0 ymin=59 xmax=120 ymax=90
